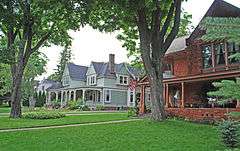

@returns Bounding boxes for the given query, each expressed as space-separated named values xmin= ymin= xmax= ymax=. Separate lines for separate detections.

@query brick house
xmin=138 ymin=0 xmax=240 ymax=120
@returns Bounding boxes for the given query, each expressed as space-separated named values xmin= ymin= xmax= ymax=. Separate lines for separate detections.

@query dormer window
xmin=119 ymin=75 xmax=128 ymax=85
xmin=87 ymin=75 xmax=96 ymax=85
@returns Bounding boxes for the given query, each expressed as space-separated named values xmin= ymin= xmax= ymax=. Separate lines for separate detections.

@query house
xmin=36 ymin=79 xmax=61 ymax=94
xmin=47 ymin=54 xmax=142 ymax=109
xmin=138 ymin=0 xmax=240 ymax=120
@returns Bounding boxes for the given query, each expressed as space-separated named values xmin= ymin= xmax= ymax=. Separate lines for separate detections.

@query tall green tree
xmin=48 ymin=45 xmax=72 ymax=82
xmin=208 ymin=79 xmax=240 ymax=105
xmin=0 ymin=52 xmax=47 ymax=104
xmin=90 ymin=0 xmax=183 ymax=121
xmin=123 ymin=10 xmax=193 ymax=68
xmin=200 ymin=17 xmax=240 ymax=104
xmin=200 ymin=17 xmax=240 ymax=59
xmin=0 ymin=0 xmax=92 ymax=118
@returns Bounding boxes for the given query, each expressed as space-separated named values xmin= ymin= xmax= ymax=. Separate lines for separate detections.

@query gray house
xmin=47 ymin=54 xmax=142 ymax=108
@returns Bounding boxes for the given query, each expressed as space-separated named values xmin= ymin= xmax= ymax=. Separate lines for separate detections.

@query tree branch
xmin=159 ymin=2 xmax=174 ymax=39
xmin=151 ymin=0 xmax=162 ymax=42
xmin=163 ymin=0 xmax=181 ymax=51
xmin=31 ymin=23 xmax=55 ymax=52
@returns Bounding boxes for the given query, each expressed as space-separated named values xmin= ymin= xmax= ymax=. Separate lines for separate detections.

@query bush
xmin=67 ymin=99 xmax=84 ymax=110
xmin=51 ymin=100 xmax=61 ymax=109
xmin=219 ymin=120 xmax=239 ymax=148
xmin=22 ymin=111 xmax=66 ymax=119
xmin=96 ymin=105 xmax=105 ymax=111
xmin=79 ymin=105 xmax=90 ymax=111
xmin=127 ymin=107 xmax=137 ymax=117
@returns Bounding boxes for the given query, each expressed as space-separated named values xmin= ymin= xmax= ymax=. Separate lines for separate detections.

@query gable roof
xmin=165 ymin=35 xmax=188 ymax=55
xmin=67 ymin=63 xmax=88 ymax=81
xmin=187 ymin=0 xmax=240 ymax=44
xmin=90 ymin=62 xmax=142 ymax=78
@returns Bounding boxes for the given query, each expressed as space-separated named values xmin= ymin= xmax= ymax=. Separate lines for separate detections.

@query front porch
xmin=138 ymin=71 xmax=240 ymax=120
xmin=46 ymin=87 xmax=105 ymax=107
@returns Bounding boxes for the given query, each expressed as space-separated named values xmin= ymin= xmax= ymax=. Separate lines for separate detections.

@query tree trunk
xmin=148 ymin=73 xmax=166 ymax=120
xmin=10 ymin=62 xmax=25 ymax=118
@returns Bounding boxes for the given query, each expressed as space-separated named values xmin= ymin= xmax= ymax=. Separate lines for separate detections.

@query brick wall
xmin=166 ymin=108 xmax=240 ymax=121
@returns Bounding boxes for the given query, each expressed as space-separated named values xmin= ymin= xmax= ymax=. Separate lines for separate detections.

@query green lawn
xmin=0 ymin=106 xmax=11 ymax=113
xmin=0 ymin=119 xmax=228 ymax=151
xmin=0 ymin=113 xmax=129 ymax=130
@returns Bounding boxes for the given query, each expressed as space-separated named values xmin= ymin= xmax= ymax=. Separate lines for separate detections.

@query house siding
xmin=107 ymin=90 xmax=128 ymax=107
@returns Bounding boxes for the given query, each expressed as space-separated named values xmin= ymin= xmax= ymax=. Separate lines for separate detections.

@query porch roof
xmin=138 ymin=69 xmax=240 ymax=85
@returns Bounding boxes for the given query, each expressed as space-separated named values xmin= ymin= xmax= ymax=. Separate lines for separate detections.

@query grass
xmin=0 ymin=119 xmax=228 ymax=151
xmin=0 ymin=106 xmax=11 ymax=113
xmin=0 ymin=113 xmax=129 ymax=130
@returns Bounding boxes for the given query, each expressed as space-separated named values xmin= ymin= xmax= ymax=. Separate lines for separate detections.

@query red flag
xmin=129 ymin=79 xmax=137 ymax=91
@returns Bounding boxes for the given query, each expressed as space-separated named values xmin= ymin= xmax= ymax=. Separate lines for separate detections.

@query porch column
xmin=61 ymin=91 xmax=63 ymax=107
xmin=82 ymin=89 xmax=86 ymax=102
xmin=181 ymin=82 xmax=185 ymax=108
xmin=56 ymin=92 xmax=59 ymax=101
xmin=73 ymin=90 xmax=76 ymax=101
xmin=68 ymin=91 xmax=72 ymax=101
xmin=47 ymin=92 xmax=51 ymax=103
xmin=236 ymin=100 xmax=240 ymax=108
xmin=139 ymin=85 xmax=145 ymax=114
xmin=65 ymin=91 xmax=68 ymax=102
xmin=165 ymin=84 xmax=169 ymax=108
xmin=102 ymin=89 xmax=105 ymax=105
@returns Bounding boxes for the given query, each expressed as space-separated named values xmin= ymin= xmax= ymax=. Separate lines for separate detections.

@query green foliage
xmin=67 ymin=99 xmax=84 ymax=110
xmin=96 ymin=105 xmax=105 ymax=111
xmin=22 ymin=111 xmax=66 ymax=119
xmin=208 ymin=78 xmax=240 ymax=105
xmin=51 ymin=100 xmax=61 ymax=109
xmin=200 ymin=17 xmax=240 ymax=43
xmin=79 ymin=105 xmax=90 ymax=111
xmin=35 ymin=92 xmax=46 ymax=107
xmin=127 ymin=107 xmax=137 ymax=117
xmin=48 ymin=46 xmax=72 ymax=82
xmin=219 ymin=120 xmax=239 ymax=148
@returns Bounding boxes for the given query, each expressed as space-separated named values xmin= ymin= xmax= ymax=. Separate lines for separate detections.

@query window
xmin=120 ymin=76 xmax=123 ymax=84
xmin=202 ymin=45 xmax=212 ymax=68
xmin=227 ymin=42 xmax=240 ymax=63
xmin=214 ymin=43 xmax=225 ymax=65
xmin=105 ymin=90 xmax=111 ymax=102
xmin=148 ymin=93 xmax=151 ymax=102
xmin=130 ymin=91 xmax=134 ymax=103
xmin=87 ymin=75 xmax=96 ymax=85
xmin=119 ymin=75 xmax=128 ymax=85
xmin=124 ymin=77 xmax=128 ymax=84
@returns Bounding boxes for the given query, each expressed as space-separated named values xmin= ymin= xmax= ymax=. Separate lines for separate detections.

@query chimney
xmin=109 ymin=54 xmax=115 ymax=73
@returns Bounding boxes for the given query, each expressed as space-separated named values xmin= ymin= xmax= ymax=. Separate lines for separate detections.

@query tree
xmin=48 ymin=45 xmax=72 ymax=82
xmin=0 ymin=0 xmax=92 ymax=118
xmin=208 ymin=78 xmax=240 ymax=104
xmin=122 ymin=10 xmax=193 ymax=68
xmin=0 ymin=51 xmax=47 ymax=105
xmin=90 ymin=0 xmax=183 ymax=121
xmin=200 ymin=17 xmax=240 ymax=60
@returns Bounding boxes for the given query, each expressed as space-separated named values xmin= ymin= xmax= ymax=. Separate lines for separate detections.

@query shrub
xmin=51 ymin=100 xmax=61 ymax=109
xmin=67 ymin=99 xmax=84 ymax=110
xmin=127 ymin=107 xmax=137 ymax=117
xmin=79 ymin=105 xmax=90 ymax=111
xmin=219 ymin=120 xmax=239 ymax=148
xmin=96 ymin=105 xmax=105 ymax=111
xmin=22 ymin=111 xmax=66 ymax=119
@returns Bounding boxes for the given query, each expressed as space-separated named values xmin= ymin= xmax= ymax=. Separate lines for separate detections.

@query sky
xmin=39 ymin=0 xmax=240 ymax=80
